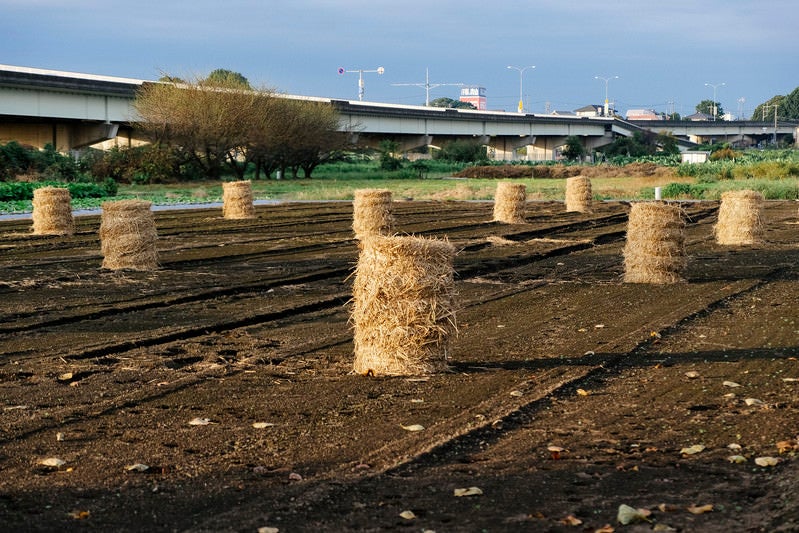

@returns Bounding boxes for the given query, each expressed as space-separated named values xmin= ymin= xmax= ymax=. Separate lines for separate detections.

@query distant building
xmin=626 ymin=109 xmax=661 ymax=121
xmin=684 ymin=112 xmax=712 ymax=121
xmin=459 ymin=86 xmax=486 ymax=110
xmin=551 ymin=110 xmax=577 ymax=116
xmin=575 ymin=104 xmax=604 ymax=117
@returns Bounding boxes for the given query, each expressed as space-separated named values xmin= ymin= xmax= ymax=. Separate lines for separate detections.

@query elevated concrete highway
xmin=1 ymin=64 xmax=796 ymax=160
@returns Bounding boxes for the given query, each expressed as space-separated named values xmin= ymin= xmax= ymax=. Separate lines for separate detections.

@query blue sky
xmin=2 ymin=0 xmax=797 ymax=118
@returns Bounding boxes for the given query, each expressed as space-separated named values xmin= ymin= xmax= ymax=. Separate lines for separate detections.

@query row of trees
xmin=752 ymin=86 xmax=799 ymax=123
xmin=133 ymin=70 xmax=350 ymax=180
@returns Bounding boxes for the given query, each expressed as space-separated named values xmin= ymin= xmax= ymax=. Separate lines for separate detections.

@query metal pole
xmin=704 ymin=82 xmax=725 ymax=121
xmin=595 ymin=76 xmax=618 ymax=117
xmin=338 ymin=66 xmax=384 ymax=101
xmin=507 ymin=65 xmax=535 ymax=113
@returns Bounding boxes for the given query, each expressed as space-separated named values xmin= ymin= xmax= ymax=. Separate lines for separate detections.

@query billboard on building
xmin=460 ymin=86 xmax=486 ymax=110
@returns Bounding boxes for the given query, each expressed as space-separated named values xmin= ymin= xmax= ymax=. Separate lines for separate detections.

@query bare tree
xmin=135 ymin=74 xmax=348 ymax=180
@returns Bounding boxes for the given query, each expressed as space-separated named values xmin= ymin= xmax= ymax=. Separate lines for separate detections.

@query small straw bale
xmin=623 ymin=202 xmax=686 ymax=284
xmin=493 ymin=182 xmax=527 ymax=223
xmin=222 ymin=180 xmax=256 ymax=219
xmin=352 ymin=235 xmax=457 ymax=376
xmin=100 ymin=200 xmax=159 ymax=270
xmin=714 ymin=189 xmax=764 ymax=245
xmin=31 ymin=187 xmax=74 ymax=235
xmin=352 ymin=188 xmax=394 ymax=239
xmin=565 ymin=176 xmax=592 ymax=213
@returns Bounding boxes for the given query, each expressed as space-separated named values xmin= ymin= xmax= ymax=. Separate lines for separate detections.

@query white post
xmin=654 ymin=187 xmax=662 ymax=201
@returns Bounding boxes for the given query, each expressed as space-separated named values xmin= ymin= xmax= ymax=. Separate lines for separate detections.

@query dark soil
xmin=1 ymin=199 xmax=798 ymax=532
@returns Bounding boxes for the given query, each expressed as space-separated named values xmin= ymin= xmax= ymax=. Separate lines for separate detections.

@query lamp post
xmin=704 ymin=82 xmax=725 ymax=121
xmin=338 ymin=66 xmax=385 ymax=101
xmin=507 ymin=65 xmax=535 ymax=113
xmin=594 ymin=75 xmax=618 ymax=117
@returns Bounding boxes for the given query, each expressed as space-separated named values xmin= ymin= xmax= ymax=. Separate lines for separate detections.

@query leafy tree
xmin=433 ymin=139 xmax=487 ymax=163
xmin=561 ymin=135 xmax=586 ymax=161
xmin=656 ymin=131 xmax=680 ymax=155
xmin=604 ymin=131 xmax=658 ymax=157
xmin=0 ymin=141 xmax=35 ymax=179
xmin=378 ymin=139 xmax=402 ymax=170
xmin=205 ymin=69 xmax=250 ymax=89
xmin=158 ymin=75 xmax=185 ymax=84
xmin=696 ymin=99 xmax=724 ymax=118
xmin=429 ymin=97 xmax=476 ymax=109
xmin=752 ymin=87 xmax=799 ymax=122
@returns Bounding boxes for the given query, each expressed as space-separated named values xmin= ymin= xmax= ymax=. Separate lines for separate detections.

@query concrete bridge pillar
xmin=397 ymin=135 xmax=432 ymax=153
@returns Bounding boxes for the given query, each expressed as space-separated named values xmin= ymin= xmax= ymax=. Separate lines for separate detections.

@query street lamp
xmin=704 ymin=82 xmax=725 ymax=121
xmin=507 ymin=65 xmax=535 ymax=113
xmin=594 ymin=75 xmax=618 ymax=117
xmin=338 ymin=66 xmax=385 ymax=101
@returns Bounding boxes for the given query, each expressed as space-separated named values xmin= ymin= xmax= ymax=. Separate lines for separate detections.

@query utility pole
xmin=764 ymin=103 xmax=779 ymax=145
xmin=391 ymin=68 xmax=463 ymax=106
xmin=737 ymin=97 xmax=745 ymax=120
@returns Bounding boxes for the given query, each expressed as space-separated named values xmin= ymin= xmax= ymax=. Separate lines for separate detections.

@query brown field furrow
xmin=1 ymin=200 xmax=797 ymax=533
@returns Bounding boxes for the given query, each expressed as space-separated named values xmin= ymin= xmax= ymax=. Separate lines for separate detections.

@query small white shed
xmin=681 ymin=150 xmax=711 ymax=164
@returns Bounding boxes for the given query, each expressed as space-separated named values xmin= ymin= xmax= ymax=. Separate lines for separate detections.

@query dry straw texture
xmin=714 ymin=189 xmax=764 ymax=245
xmin=352 ymin=235 xmax=456 ymax=376
xmin=100 ymin=200 xmax=159 ymax=271
xmin=493 ymin=182 xmax=527 ymax=223
xmin=31 ymin=187 xmax=74 ymax=235
xmin=222 ymin=180 xmax=256 ymax=219
xmin=565 ymin=176 xmax=592 ymax=213
xmin=352 ymin=189 xmax=394 ymax=239
xmin=623 ymin=202 xmax=686 ymax=284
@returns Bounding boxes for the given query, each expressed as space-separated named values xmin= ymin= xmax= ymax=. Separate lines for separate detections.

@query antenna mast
xmin=392 ymin=68 xmax=464 ymax=106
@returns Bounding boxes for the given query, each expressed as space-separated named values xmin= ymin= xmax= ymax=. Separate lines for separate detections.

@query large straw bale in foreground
xmin=565 ymin=176 xmax=592 ymax=213
xmin=714 ymin=189 xmax=764 ymax=245
xmin=222 ymin=180 xmax=255 ymax=219
xmin=493 ymin=182 xmax=527 ymax=223
xmin=352 ymin=189 xmax=394 ymax=239
xmin=623 ymin=202 xmax=686 ymax=284
xmin=352 ymin=235 xmax=456 ymax=376
xmin=31 ymin=187 xmax=74 ymax=235
xmin=100 ymin=200 xmax=158 ymax=270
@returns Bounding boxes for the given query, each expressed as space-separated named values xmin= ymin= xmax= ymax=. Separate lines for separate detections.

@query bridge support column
xmin=397 ymin=135 xmax=432 ymax=153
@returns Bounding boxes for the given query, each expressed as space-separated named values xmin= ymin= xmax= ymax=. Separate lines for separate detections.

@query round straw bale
xmin=31 ymin=186 xmax=74 ymax=235
xmin=352 ymin=235 xmax=456 ymax=376
xmin=100 ymin=200 xmax=158 ymax=270
xmin=352 ymin=188 xmax=394 ymax=239
xmin=493 ymin=182 xmax=527 ymax=223
xmin=222 ymin=180 xmax=255 ymax=219
xmin=623 ymin=202 xmax=686 ymax=284
xmin=565 ymin=176 xmax=592 ymax=213
xmin=714 ymin=189 xmax=764 ymax=245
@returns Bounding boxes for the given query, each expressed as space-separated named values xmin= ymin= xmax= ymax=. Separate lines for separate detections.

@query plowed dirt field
xmin=1 ymin=200 xmax=798 ymax=532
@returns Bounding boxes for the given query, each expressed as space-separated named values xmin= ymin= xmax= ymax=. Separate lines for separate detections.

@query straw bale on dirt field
xmin=222 ymin=180 xmax=256 ymax=219
xmin=31 ymin=186 xmax=74 ymax=235
xmin=715 ymin=189 xmax=765 ymax=245
xmin=99 ymin=199 xmax=159 ymax=270
xmin=352 ymin=234 xmax=455 ymax=376
xmin=493 ymin=182 xmax=527 ymax=223
xmin=623 ymin=201 xmax=686 ymax=283
xmin=352 ymin=188 xmax=394 ymax=240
